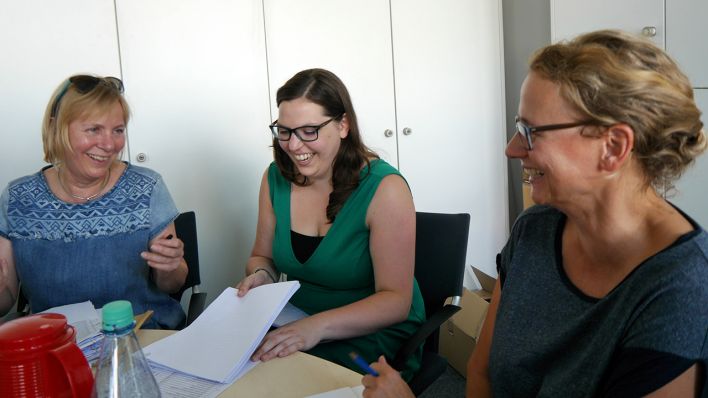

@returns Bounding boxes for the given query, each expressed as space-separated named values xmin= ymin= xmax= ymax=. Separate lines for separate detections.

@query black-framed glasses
xmin=515 ymin=116 xmax=593 ymax=150
xmin=50 ymin=75 xmax=124 ymax=118
xmin=269 ymin=115 xmax=341 ymax=142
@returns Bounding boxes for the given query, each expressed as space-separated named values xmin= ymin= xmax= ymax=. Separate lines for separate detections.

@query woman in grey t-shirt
xmin=363 ymin=29 xmax=707 ymax=398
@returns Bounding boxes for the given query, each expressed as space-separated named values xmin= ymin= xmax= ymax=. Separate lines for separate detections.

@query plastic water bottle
xmin=91 ymin=300 xmax=161 ymax=397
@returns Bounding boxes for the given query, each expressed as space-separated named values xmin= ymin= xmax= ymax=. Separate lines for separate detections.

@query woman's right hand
xmin=235 ymin=268 xmax=274 ymax=297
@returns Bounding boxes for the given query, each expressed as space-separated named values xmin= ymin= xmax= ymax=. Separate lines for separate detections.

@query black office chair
xmin=390 ymin=212 xmax=470 ymax=396
xmin=1 ymin=284 xmax=30 ymax=323
xmin=171 ymin=211 xmax=207 ymax=329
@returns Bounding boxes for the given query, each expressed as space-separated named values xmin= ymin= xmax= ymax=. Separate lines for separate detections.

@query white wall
xmin=502 ymin=0 xmax=551 ymax=223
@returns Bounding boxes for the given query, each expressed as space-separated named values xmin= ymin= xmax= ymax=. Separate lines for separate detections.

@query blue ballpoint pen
xmin=348 ymin=352 xmax=379 ymax=376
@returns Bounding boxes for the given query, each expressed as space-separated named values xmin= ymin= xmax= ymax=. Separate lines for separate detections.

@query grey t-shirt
xmin=490 ymin=205 xmax=708 ymax=397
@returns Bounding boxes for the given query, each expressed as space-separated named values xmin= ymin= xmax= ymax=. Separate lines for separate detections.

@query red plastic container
xmin=0 ymin=313 xmax=94 ymax=398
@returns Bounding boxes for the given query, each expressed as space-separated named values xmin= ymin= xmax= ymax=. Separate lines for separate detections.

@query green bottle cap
xmin=102 ymin=300 xmax=135 ymax=332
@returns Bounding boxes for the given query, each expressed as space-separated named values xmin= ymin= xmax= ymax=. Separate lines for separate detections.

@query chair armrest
xmin=408 ymin=351 xmax=449 ymax=396
xmin=1 ymin=310 xmax=28 ymax=324
xmin=185 ymin=291 xmax=207 ymax=327
xmin=390 ymin=303 xmax=461 ymax=370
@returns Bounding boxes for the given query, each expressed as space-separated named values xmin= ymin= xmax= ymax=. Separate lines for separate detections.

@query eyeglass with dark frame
xmin=269 ymin=115 xmax=341 ymax=142
xmin=514 ymin=116 xmax=594 ymax=150
xmin=50 ymin=75 xmax=124 ymax=118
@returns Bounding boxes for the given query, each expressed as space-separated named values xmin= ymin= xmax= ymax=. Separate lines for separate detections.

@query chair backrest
xmin=414 ymin=211 xmax=470 ymax=351
xmin=15 ymin=284 xmax=29 ymax=315
xmin=170 ymin=211 xmax=202 ymax=302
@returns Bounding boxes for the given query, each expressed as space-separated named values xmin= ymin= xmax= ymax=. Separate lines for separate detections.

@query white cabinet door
xmin=669 ymin=0 xmax=708 ymax=226
xmin=666 ymin=0 xmax=708 ymax=87
xmin=0 ymin=1 xmax=121 ymax=189
xmin=551 ymin=0 xmax=664 ymax=47
xmin=264 ymin=0 xmax=508 ymax=278
xmin=549 ymin=0 xmax=708 ymax=228
xmin=671 ymin=89 xmax=708 ymax=227
xmin=391 ymin=0 xmax=508 ymax=276
xmin=115 ymin=0 xmax=273 ymax=303
xmin=263 ymin=0 xmax=398 ymax=164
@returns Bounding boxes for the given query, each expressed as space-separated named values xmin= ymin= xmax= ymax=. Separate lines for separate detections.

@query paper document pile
xmin=40 ymin=301 xmax=103 ymax=363
xmin=144 ymin=281 xmax=300 ymax=383
xmin=306 ymin=385 xmax=365 ymax=398
xmin=272 ymin=301 xmax=308 ymax=327
xmin=40 ymin=300 xmax=102 ymax=343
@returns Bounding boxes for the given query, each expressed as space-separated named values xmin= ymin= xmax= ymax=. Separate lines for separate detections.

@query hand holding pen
xmin=349 ymin=352 xmax=379 ymax=376
xmin=360 ymin=355 xmax=415 ymax=398
xmin=141 ymin=230 xmax=188 ymax=294
xmin=142 ymin=233 xmax=183 ymax=273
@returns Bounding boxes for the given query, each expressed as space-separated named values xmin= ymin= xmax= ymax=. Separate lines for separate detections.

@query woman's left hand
xmin=250 ymin=316 xmax=324 ymax=361
xmin=362 ymin=356 xmax=415 ymax=398
xmin=141 ymin=234 xmax=184 ymax=273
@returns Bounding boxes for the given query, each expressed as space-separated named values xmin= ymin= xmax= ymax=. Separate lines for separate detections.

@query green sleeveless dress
xmin=268 ymin=159 xmax=425 ymax=380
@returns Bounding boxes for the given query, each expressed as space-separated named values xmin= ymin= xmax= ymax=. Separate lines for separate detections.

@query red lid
xmin=0 ymin=313 xmax=75 ymax=357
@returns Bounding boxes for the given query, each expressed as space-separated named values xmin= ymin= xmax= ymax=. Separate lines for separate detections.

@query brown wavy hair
xmin=529 ymin=30 xmax=706 ymax=191
xmin=273 ymin=68 xmax=379 ymax=222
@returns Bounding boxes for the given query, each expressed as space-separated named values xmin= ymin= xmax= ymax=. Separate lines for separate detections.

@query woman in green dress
xmin=235 ymin=68 xmax=425 ymax=380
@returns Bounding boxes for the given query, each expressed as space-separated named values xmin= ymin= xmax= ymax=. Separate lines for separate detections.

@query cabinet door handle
xmin=641 ymin=26 xmax=657 ymax=37
xmin=384 ymin=129 xmax=394 ymax=137
xmin=402 ymin=127 xmax=413 ymax=136
xmin=136 ymin=153 xmax=147 ymax=162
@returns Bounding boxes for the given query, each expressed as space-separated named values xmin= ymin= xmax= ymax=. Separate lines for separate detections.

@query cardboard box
xmin=471 ymin=267 xmax=496 ymax=302
xmin=439 ymin=288 xmax=492 ymax=377
xmin=438 ymin=266 xmax=497 ymax=377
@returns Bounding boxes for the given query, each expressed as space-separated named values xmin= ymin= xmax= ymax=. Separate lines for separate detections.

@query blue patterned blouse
xmin=0 ymin=163 xmax=185 ymax=329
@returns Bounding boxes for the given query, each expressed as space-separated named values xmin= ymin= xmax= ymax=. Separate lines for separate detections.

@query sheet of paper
xmin=272 ymin=301 xmax=309 ymax=327
xmin=150 ymin=363 xmax=231 ymax=398
xmin=305 ymin=385 xmax=365 ymax=398
xmin=144 ymin=281 xmax=300 ymax=383
xmin=40 ymin=300 xmax=101 ymax=343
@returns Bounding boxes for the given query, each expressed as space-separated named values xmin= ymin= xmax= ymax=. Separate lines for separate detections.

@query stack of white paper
xmin=40 ymin=300 xmax=102 ymax=344
xmin=306 ymin=385 xmax=365 ymax=398
xmin=144 ymin=281 xmax=300 ymax=384
xmin=40 ymin=301 xmax=104 ymax=364
xmin=272 ymin=301 xmax=309 ymax=327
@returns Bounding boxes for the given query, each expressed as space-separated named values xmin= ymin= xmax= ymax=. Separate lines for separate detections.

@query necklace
xmin=56 ymin=165 xmax=111 ymax=202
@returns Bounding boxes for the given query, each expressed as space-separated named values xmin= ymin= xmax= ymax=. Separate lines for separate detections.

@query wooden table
xmin=138 ymin=330 xmax=363 ymax=397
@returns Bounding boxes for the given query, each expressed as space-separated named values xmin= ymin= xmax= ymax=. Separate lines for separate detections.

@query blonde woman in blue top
xmin=0 ymin=75 xmax=187 ymax=329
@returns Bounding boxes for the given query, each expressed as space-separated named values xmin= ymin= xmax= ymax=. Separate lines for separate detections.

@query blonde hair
xmin=42 ymin=75 xmax=131 ymax=165
xmin=529 ymin=29 xmax=706 ymax=190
